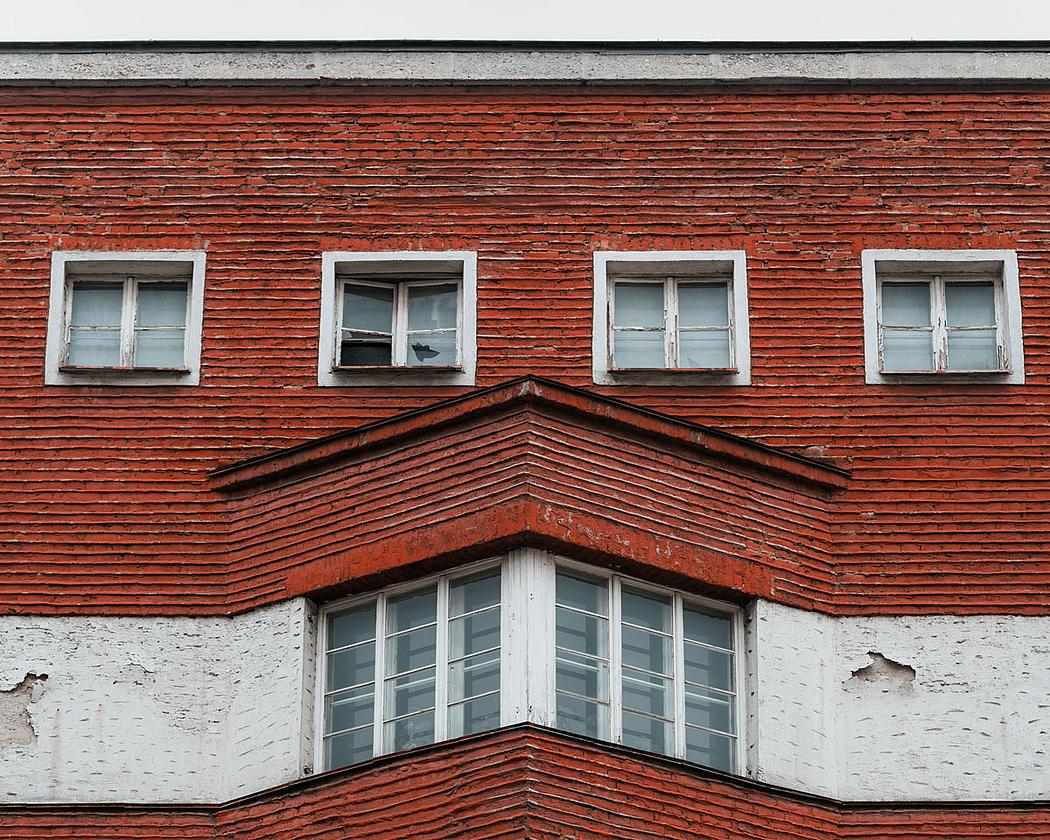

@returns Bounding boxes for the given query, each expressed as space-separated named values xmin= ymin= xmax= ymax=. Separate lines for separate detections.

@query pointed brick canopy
xmin=212 ymin=377 xmax=849 ymax=612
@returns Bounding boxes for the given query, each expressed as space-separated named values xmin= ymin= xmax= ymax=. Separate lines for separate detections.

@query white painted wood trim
xmin=593 ymin=250 xmax=751 ymax=386
xmin=861 ymin=248 xmax=1024 ymax=385
xmin=45 ymin=250 xmax=206 ymax=386
xmin=317 ymin=250 xmax=477 ymax=387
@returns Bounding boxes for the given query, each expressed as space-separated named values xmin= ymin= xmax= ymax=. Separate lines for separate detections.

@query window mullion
xmin=434 ymin=575 xmax=449 ymax=743
xmin=372 ymin=593 xmax=386 ymax=758
xmin=609 ymin=575 xmax=623 ymax=744
xmin=664 ymin=277 xmax=677 ymax=367
xmin=932 ymin=275 xmax=948 ymax=371
xmin=393 ymin=283 xmax=408 ymax=366
xmin=672 ymin=592 xmax=687 ymax=759
xmin=120 ymin=277 xmax=137 ymax=367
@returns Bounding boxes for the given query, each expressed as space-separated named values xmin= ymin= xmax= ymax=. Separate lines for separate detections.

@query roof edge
xmin=4 ymin=41 xmax=1050 ymax=85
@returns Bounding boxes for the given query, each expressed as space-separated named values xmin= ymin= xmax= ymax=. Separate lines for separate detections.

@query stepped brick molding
xmin=1 ymin=727 xmax=1047 ymax=839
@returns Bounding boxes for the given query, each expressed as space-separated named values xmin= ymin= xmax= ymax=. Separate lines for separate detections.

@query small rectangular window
xmin=336 ymin=278 xmax=461 ymax=369
xmin=64 ymin=276 xmax=189 ymax=370
xmin=611 ymin=277 xmax=734 ymax=371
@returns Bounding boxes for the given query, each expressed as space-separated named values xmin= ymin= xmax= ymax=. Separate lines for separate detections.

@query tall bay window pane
xmin=406 ymin=283 xmax=458 ymax=366
xmin=683 ymin=603 xmax=736 ymax=772
xmin=555 ymin=570 xmax=610 ymax=739
xmin=620 ymin=587 xmax=673 ymax=755
xmin=324 ymin=602 xmax=377 ymax=770
xmin=384 ymin=586 xmax=438 ymax=753
xmin=448 ymin=570 xmax=501 ymax=738
xmin=340 ymin=284 xmax=394 ymax=365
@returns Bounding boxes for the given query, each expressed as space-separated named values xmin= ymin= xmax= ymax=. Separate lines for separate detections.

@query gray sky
xmin=5 ymin=0 xmax=1050 ymax=42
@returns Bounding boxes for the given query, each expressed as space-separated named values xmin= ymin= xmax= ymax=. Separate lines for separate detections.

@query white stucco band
xmin=749 ymin=600 xmax=1050 ymax=801
xmin=0 ymin=599 xmax=317 ymax=804
xmin=2 ymin=596 xmax=1047 ymax=804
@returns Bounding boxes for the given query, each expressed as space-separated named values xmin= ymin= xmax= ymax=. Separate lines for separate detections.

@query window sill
xmin=879 ymin=368 xmax=1011 ymax=377
xmin=331 ymin=365 xmax=463 ymax=374
xmin=59 ymin=365 xmax=191 ymax=375
xmin=610 ymin=367 xmax=739 ymax=375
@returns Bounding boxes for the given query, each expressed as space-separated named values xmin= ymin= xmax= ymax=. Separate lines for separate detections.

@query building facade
xmin=1 ymin=40 xmax=1049 ymax=838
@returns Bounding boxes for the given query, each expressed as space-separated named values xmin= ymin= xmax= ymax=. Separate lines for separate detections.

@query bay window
xmin=318 ymin=553 xmax=743 ymax=775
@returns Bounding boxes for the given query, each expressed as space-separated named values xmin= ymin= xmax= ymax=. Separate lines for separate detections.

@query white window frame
xmin=315 ymin=550 xmax=745 ymax=776
xmin=45 ymin=250 xmax=206 ymax=386
xmin=862 ymin=249 xmax=1024 ymax=385
xmin=593 ymin=251 xmax=750 ymax=386
xmin=318 ymin=251 xmax=477 ymax=387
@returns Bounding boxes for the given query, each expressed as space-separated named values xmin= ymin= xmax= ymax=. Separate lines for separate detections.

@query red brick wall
xmin=2 ymin=728 xmax=1046 ymax=838
xmin=2 ymin=85 xmax=1050 ymax=614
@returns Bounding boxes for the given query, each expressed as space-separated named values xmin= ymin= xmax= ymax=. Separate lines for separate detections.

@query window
xmin=319 ymin=252 xmax=477 ymax=386
xmin=45 ymin=251 xmax=206 ymax=386
xmin=317 ymin=553 xmax=743 ymax=775
xmin=862 ymin=250 xmax=1024 ymax=384
xmin=593 ymin=251 xmax=750 ymax=385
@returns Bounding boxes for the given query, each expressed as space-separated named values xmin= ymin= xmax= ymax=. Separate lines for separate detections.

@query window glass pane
xmin=406 ymin=330 xmax=457 ymax=366
xmin=342 ymin=284 xmax=394 ymax=333
xmin=387 ymin=587 xmax=437 ymax=634
xmin=556 ymin=608 xmax=608 ymax=658
xmin=327 ymin=642 xmax=376 ymax=691
xmin=613 ymin=330 xmax=665 ymax=368
xmin=684 ymin=643 xmax=734 ymax=692
xmin=325 ymin=726 xmax=373 ymax=770
xmin=622 ymin=711 xmax=671 ymax=755
xmin=622 ymin=668 xmax=672 ymax=718
xmin=683 ymin=605 xmax=732 ymax=650
xmin=556 ymin=651 xmax=609 ymax=701
xmin=946 ymin=282 xmax=996 ymax=326
xmin=136 ymin=282 xmax=187 ymax=327
xmin=70 ymin=282 xmax=123 ymax=327
xmin=556 ymin=571 xmax=608 ymax=615
xmin=621 ymin=587 xmax=671 ymax=633
xmin=325 ymin=684 xmax=374 ymax=733
xmin=448 ymin=649 xmax=500 ymax=702
xmin=449 ymin=608 xmax=500 ymax=659
xmin=556 ymin=692 xmax=607 ymax=740
xmin=882 ymin=329 xmax=933 ymax=372
xmin=948 ymin=329 xmax=999 ymax=371
xmin=385 ymin=667 xmax=436 ymax=718
xmin=407 ymin=284 xmax=457 ymax=331
xmin=328 ymin=603 xmax=377 ymax=651
xmin=449 ymin=571 xmax=500 ymax=617
xmin=385 ymin=710 xmax=434 ymax=753
xmin=614 ymin=283 xmax=664 ymax=328
xmin=679 ymin=330 xmax=731 ymax=368
xmin=340 ymin=334 xmax=392 ymax=366
xmin=621 ymin=625 xmax=671 ymax=674
xmin=685 ymin=686 xmax=734 ymax=734
xmin=385 ymin=625 xmax=437 ymax=674
xmin=133 ymin=328 xmax=185 ymax=367
xmin=448 ymin=691 xmax=501 ymax=738
xmin=67 ymin=329 xmax=120 ymax=367
xmin=881 ymin=283 xmax=931 ymax=327
xmin=685 ymin=727 xmax=734 ymax=773
xmin=678 ymin=283 xmax=729 ymax=328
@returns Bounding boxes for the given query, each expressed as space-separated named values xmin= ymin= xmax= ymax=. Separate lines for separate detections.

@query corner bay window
xmin=318 ymin=555 xmax=742 ymax=775
xmin=64 ymin=276 xmax=189 ymax=370
xmin=337 ymin=278 xmax=461 ymax=368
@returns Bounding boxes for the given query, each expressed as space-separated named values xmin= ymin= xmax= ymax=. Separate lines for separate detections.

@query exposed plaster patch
xmin=848 ymin=652 xmax=916 ymax=689
xmin=0 ymin=673 xmax=48 ymax=746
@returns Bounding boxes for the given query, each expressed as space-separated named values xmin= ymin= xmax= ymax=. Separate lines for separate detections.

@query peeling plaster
xmin=0 ymin=673 xmax=48 ymax=746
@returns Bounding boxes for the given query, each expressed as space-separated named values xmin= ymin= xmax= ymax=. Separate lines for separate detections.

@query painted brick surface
xmin=0 ymin=599 xmax=313 ymax=803
xmin=1 ymin=86 xmax=1050 ymax=615
xmin=751 ymin=600 xmax=1050 ymax=800
xmin=2 ymin=728 xmax=1048 ymax=839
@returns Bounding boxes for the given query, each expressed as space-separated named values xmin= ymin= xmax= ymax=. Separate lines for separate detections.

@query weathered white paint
xmin=7 ymin=45 xmax=1050 ymax=85
xmin=749 ymin=600 xmax=1050 ymax=800
xmin=0 ymin=599 xmax=316 ymax=804
xmin=860 ymin=248 xmax=1025 ymax=385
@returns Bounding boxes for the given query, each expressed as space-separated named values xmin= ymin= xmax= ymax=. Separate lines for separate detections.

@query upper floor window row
xmin=318 ymin=553 xmax=743 ymax=777
xmin=43 ymin=248 xmax=1025 ymax=388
